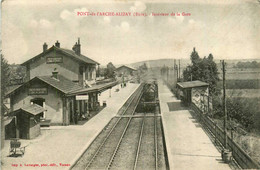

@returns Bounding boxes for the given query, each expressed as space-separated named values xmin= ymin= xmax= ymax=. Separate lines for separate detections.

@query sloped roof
xmin=11 ymin=104 xmax=46 ymax=116
xmin=6 ymin=75 xmax=84 ymax=96
xmin=60 ymin=48 xmax=99 ymax=65
xmin=177 ymin=80 xmax=209 ymax=89
xmin=37 ymin=75 xmax=84 ymax=94
xmin=68 ymin=81 xmax=118 ymax=96
xmin=116 ymin=65 xmax=137 ymax=71
xmin=21 ymin=46 xmax=99 ymax=65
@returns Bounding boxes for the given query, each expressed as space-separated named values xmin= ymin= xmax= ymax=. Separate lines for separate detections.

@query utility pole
xmin=174 ymin=59 xmax=178 ymax=83
xmin=167 ymin=67 xmax=169 ymax=82
xmin=222 ymin=60 xmax=227 ymax=149
xmin=221 ymin=60 xmax=232 ymax=163
xmin=176 ymin=67 xmax=179 ymax=82
xmin=178 ymin=59 xmax=181 ymax=80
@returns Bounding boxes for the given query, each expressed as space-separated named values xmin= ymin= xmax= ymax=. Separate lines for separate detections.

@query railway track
xmin=71 ymin=82 xmax=167 ymax=170
xmin=75 ymin=84 xmax=144 ymax=170
xmin=133 ymin=115 xmax=158 ymax=170
xmin=117 ymin=83 xmax=144 ymax=115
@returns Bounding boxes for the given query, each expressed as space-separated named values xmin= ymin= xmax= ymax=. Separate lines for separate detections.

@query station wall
xmin=27 ymin=51 xmax=80 ymax=82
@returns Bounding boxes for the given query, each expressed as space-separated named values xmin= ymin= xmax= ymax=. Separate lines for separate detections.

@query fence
xmin=191 ymin=103 xmax=260 ymax=169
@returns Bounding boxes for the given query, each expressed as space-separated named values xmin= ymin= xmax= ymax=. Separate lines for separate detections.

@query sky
xmin=1 ymin=0 xmax=260 ymax=65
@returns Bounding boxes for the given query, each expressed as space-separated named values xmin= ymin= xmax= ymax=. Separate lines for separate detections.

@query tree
xmin=138 ymin=63 xmax=148 ymax=73
xmin=234 ymin=61 xmax=260 ymax=69
xmin=1 ymin=54 xmax=10 ymax=149
xmin=212 ymin=96 xmax=259 ymax=132
xmin=142 ymin=63 xmax=148 ymax=71
xmin=105 ymin=62 xmax=116 ymax=79
xmin=190 ymin=47 xmax=200 ymax=64
xmin=183 ymin=48 xmax=220 ymax=95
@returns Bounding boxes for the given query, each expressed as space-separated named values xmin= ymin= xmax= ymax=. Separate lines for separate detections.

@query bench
xmin=40 ymin=119 xmax=51 ymax=127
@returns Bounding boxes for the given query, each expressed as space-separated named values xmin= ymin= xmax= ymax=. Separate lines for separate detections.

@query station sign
xmin=76 ymin=95 xmax=89 ymax=100
xmin=28 ymin=88 xmax=48 ymax=95
xmin=46 ymin=56 xmax=63 ymax=64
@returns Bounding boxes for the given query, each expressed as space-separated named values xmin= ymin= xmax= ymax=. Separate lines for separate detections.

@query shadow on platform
xmin=167 ymin=101 xmax=187 ymax=111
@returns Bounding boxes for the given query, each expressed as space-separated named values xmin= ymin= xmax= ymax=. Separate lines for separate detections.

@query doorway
xmin=31 ymin=98 xmax=45 ymax=118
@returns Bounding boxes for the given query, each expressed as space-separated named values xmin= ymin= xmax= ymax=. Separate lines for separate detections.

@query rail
xmin=133 ymin=115 xmax=145 ymax=170
xmin=117 ymin=83 xmax=144 ymax=115
xmin=191 ymin=103 xmax=260 ymax=169
xmin=83 ymin=83 xmax=144 ymax=170
xmin=107 ymin=117 xmax=133 ymax=169
xmin=154 ymin=113 xmax=158 ymax=170
xmin=107 ymin=84 xmax=144 ymax=169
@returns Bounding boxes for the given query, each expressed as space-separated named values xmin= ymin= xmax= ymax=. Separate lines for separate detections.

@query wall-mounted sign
xmin=28 ymin=88 xmax=48 ymax=95
xmin=76 ymin=95 xmax=89 ymax=100
xmin=46 ymin=57 xmax=63 ymax=64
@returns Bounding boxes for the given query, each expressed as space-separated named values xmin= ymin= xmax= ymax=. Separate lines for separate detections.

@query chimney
xmin=55 ymin=41 xmax=60 ymax=48
xmin=43 ymin=43 xmax=48 ymax=52
xmin=72 ymin=38 xmax=81 ymax=55
xmin=78 ymin=38 xmax=81 ymax=55
xmin=52 ymin=68 xmax=59 ymax=79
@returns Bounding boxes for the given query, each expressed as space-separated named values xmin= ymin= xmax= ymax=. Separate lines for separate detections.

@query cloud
xmin=60 ymin=9 xmax=72 ymax=20
xmin=167 ymin=14 xmax=185 ymax=26
xmin=189 ymin=19 xmax=195 ymax=24
xmin=148 ymin=13 xmax=154 ymax=22
xmin=60 ymin=7 xmax=88 ymax=20
xmin=2 ymin=21 xmax=28 ymax=63
xmin=74 ymin=7 xmax=88 ymax=14
xmin=130 ymin=1 xmax=146 ymax=12
xmin=176 ymin=14 xmax=184 ymax=23
xmin=39 ymin=19 xmax=52 ymax=28
xmin=167 ymin=17 xmax=177 ymax=25
xmin=120 ymin=22 xmax=130 ymax=32
xmin=29 ymin=19 xmax=38 ymax=28
xmin=104 ymin=16 xmax=111 ymax=24
xmin=29 ymin=19 xmax=52 ymax=29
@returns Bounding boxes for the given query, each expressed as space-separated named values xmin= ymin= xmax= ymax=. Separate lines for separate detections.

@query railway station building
xmin=6 ymin=39 xmax=117 ymax=126
xmin=115 ymin=65 xmax=137 ymax=78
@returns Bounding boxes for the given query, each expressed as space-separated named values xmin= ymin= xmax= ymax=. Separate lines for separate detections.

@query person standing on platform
xmin=75 ymin=109 xmax=79 ymax=124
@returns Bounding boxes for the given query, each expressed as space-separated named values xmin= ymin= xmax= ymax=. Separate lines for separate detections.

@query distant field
xmin=219 ymin=72 xmax=260 ymax=80
xmin=218 ymin=68 xmax=260 ymax=80
xmin=225 ymin=89 xmax=260 ymax=98
xmin=217 ymin=79 xmax=260 ymax=89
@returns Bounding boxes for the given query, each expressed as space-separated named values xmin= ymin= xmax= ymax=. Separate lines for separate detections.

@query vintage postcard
xmin=1 ymin=0 xmax=260 ymax=169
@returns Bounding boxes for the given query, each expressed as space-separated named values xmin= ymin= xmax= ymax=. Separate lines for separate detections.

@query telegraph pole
xmin=222 ymin=60 xmax=227 ymax=149
xmin=178 ymin=59 xmax=181 ymax=80
xmin=174 ymin=59 xmax=178 ymax=82
xmin=167 ymin=67 xmax=169 ymax=82
xmin=221 ymin=60 xmax=232 ymax=163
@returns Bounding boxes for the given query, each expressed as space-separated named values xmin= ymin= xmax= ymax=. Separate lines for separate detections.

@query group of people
xmin=121 ymin=82 xmax=127 ymax=88
xmin=74 ymin=110 xmax=88 ymax=124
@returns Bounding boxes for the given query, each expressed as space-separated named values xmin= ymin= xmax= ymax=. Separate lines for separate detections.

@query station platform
xmin=1 ymin=83 xmax=139 ymax=170
xmin=158 ymin=81 xmax=231 ymax=170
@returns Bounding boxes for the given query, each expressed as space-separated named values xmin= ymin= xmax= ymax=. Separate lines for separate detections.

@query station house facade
xmin=7 ymin=39 xmax=115 ymax=126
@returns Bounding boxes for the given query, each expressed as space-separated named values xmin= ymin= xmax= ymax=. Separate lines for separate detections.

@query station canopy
xmin=68 ymin=81 xmax=118 ymax=96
